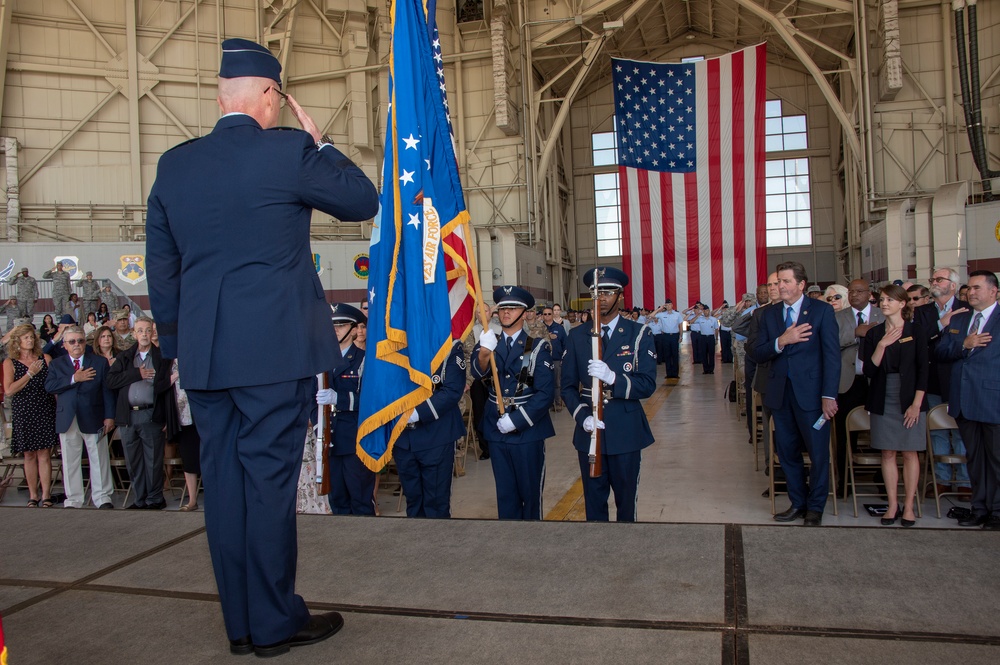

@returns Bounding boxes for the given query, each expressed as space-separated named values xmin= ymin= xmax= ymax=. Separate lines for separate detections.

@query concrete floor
xmin=2 ymin=341 xmax=997 ymax=663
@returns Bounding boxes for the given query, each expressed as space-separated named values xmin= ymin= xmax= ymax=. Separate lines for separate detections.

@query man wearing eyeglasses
xmin=145 ymin=39 xmax=378 ymax=656
xmin=833 ymin=279 xmax=885 ymax=494
xmin=44 ymin=325 xmax=116 ymax=509
xmin=915 ymin=267 xmax=972 ymax=497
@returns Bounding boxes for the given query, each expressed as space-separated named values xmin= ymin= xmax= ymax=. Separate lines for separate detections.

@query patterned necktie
xmin=784 ymin=306 xmax=794 ymax=329
xmin=602 ymin=325 xmax=611 ymax=348
xmin=73 ymin=358 xmax=80 ymax=372
xmin=857 ymin=311 xmax=864 ymax=327
xmin=856 ymin=311 xmax=866 ymax=372
xmin=970 ymin=312 xmax=983 ymax=336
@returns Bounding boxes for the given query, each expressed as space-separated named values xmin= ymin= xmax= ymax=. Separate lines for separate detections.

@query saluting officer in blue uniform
xmin=562 ymin=267 xmax=658 ymax=522
xmin=317 ymin=303 xmax=376 ymax=516
xmin=145 ymin=40 xmax=379 ymax=656
xmin=471 ymin=286 xmax=555 ymax=520
xmin=396 ymin=340 xmax=466 ymax=518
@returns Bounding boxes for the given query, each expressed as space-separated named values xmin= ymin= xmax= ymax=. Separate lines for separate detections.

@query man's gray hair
xmin=63 ymin=325 xmax=85 ymax=338
xmin=933 ymin=266 xmax=961 ymax=284
xmin=135 ymin=315 xmax=155 ymax=327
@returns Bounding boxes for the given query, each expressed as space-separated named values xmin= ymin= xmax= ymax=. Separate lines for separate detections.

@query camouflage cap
xmin=113 ymin=309 xmax=129 ymax=320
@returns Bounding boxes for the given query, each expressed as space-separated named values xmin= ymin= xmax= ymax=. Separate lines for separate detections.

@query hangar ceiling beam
xmin=731 ymin=0 xmax=862 ymax=165
xmin=0 ymin=0 xmax=13 ymax=126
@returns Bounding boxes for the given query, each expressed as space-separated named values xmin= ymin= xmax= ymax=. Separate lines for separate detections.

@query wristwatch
xmin=315 ymin=134 xmax=335 ymax=149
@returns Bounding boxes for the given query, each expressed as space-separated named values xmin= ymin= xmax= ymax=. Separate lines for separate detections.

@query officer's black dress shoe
xmin=125 ymin=502 xmax=144 ymax=510
xmin=145 ymin=500 xmax=168 ymax=510
xmin=773 ymin=506 xmax=805 ymax=522
xmin=98 ymin=502 xmax=114 ymax=510
xmin=254 ymin=612 xmax=344 ymax=658
xmin=229 ymin=636 xmax=254 ymax=656
xmin=803 ymin=510 xmax=823 ymax=526
xmin=982 ymin=515 xmax=1000 ymax=531
xmin=958 ymin=513 xmax=988 ymax=527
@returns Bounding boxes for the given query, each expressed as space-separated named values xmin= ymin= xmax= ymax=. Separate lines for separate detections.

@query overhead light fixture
xmin=603 ymin=19 xmax=624 ymax=30
xmin=685 ymin=34 xmax=696 ymax=40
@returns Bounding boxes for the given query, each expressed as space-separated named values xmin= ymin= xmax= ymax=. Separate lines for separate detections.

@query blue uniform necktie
xmin=506 ymin=336 xmax=513 ymax=352
xmin=784 ymin=306 xmax=794 ymax=329
xmin=602 ymin=325 xmax=611 ymax=348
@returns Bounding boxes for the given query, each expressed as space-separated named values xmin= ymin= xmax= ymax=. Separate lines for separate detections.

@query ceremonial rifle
xmin=589 ymin=268 xmax=604 ymax=478
xmin=317 ymin=371 xmax=332 ymax=496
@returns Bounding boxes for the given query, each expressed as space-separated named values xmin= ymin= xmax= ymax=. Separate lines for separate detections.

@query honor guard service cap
xmin=493 ymin=286 xmax=534 ymax=310
xmin=219 ymin=38 xmax=282 ymax=85
xmin=330 ymin=303 xmax=367 ymax=326
xmin=582 ymin=266 xmax=629 ymax=291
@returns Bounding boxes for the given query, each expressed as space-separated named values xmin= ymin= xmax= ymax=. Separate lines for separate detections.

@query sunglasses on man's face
xmin=64 ymin=339 xmax=86 ymax=345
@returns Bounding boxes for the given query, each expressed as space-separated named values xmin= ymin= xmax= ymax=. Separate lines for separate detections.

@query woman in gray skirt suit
xmin=863 ymin=284 xmax=928 ymax=527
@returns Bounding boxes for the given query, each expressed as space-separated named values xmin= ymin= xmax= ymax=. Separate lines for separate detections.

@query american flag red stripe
xmin=614 ymin=44 xmax=767 ymax=309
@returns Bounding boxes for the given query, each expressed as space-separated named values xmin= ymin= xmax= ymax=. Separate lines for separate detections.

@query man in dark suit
xmin=748 ymin=261 xmax=840 ymax=526
xmin=561 ymin=267 xmax=657 ymax=522
xmin=44 ymin=325 xmax=116 ymax=509
xmin=833 ymin=279 xmax=885 ymax=493
xmin=144 ymin=40 xmax=379 ymax=657
xmin=915 ymin=266 xmax=971 ymax=495
xmin=935 ymin=270 xmax=1000 ymax=529
xmin=105 ymin=317 xmax=165 ymax=510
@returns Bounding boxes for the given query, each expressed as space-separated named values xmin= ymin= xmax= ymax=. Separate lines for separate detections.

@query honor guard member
xmin=562 ymin=267 xmax=657 ymax=522
xmin=317 ymin=303 xmax=376 ymax=516
xmin=9 ymin=268 xmax=38 ymax=318
xmin=471 ymin=286 xmax=555 ymax=520
xmin=43 ymin=262 xmax=72 ymax=318
xmin=396 ymin=340 xmax=466 ymax=518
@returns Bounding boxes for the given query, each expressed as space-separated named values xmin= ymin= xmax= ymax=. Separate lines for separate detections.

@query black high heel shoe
xmin=900 ymin=514 xmax=916 ymax=528
xmin=880 ymin=507 xmax=900 ymax=526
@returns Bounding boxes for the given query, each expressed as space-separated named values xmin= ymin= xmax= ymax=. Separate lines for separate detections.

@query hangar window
xmin=592 ymin=131 xmax=622 ymax=257
xmin=765 ymin=99 xmax=808 ymax=151
xmin=765 ymin=158 xmax=812 ymax=247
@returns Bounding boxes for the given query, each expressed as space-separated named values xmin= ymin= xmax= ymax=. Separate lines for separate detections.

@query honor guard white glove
xmin=316 ymin=388 xmax=337 ymax=405
xmin=587 ymin=359 xmax=617 ymax=385
xmin=582 ymin=416 xmax=606 ymax=433
xmin=479 ymin=329 xmax=498 ymax=352
xmin=497 ymin=413 xmax=516 ymax=434
xmin=407 ymin=409 xmax=420 ymax=424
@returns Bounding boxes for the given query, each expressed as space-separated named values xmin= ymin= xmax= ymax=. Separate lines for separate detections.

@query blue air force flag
xmin=356 ymin=0 xmax=470 ymax=472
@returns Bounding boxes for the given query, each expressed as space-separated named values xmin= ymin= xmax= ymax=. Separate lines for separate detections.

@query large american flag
xmin=612 ymin=44 xmax=767 ymax=309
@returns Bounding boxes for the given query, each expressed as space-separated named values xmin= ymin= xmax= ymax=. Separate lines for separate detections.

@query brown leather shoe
xmin=925 ymin=483 xmax=951 ymax=498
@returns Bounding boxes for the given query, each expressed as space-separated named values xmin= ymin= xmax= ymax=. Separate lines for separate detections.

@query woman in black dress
xmin=154 ymin=358 xmax=201 ymax=511
xmin=863 ymin=284 xmax=928 ymax=527
xmin=2 ymin=324 xmax=58 ymax=507
xmin=97 ymin=302 xmax=111 ymax=325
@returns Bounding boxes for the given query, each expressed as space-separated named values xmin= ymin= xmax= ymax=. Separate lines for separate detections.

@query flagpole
xmin=460 ymin=221 xmax=505 ymax=414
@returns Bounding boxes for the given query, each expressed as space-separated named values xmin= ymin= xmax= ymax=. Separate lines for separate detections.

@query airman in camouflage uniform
xmin=8 ymin=268 xmax=38 ymax=318
xmin=79 ymin=271 xmax=101 ymax=321
xmin=0 ymin=297 xmax=18 ymax=332
xmin=99 ymin=284 xmax=118 ymax=314
xmin=43 ymin=261 xmax=72 ymax=317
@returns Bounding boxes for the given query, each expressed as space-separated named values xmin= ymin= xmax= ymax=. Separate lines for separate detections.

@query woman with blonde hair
xmin=2 ymin=324 xmax=59 ymax=507
xmin=823 ymin=284 xmax=850 ymax=312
